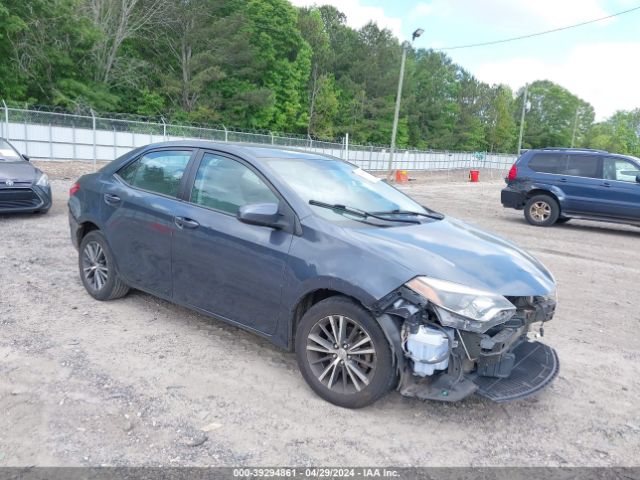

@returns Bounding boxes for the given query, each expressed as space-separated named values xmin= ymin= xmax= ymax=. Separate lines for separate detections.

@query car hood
xmin=346 ymin=217 xmax=555 ymax=297
xmin=0 ymin=162 xmax=38 ymax=182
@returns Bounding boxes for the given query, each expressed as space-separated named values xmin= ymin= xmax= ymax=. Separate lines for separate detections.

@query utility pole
xmin=386 ymin=28 xmax=424 ymax=181
xmin=571 ymin=107 xmax=579 ymax=147
xmin=517 ymin=84 xmax=528 ymax=155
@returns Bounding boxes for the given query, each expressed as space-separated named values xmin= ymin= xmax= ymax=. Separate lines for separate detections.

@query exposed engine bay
xmin=373 ymin=283 xmax=559 ymax=403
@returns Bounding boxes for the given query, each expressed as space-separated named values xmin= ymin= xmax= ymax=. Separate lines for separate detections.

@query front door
xmin=102 ymin=149 xmax=194 ymax=298
xmin=599 ymin=156 xmax=640 ymax=220
xmin=171 ymin=151 xmax=294 ymax=334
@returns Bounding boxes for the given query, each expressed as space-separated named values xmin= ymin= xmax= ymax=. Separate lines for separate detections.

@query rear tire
xmin=524 ymin=194 xmax=560 ymax=227
xmin=295 ymin=296 xmax=396 ymax=408
xmin=79 ymin=230 xmax=130 ymax=301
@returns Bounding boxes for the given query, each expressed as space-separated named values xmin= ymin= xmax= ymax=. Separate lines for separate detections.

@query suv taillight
xmin=69 ymin=182 xmax=80 ymax=196
xmin=507 ymin=165 xmax=518 ymax=182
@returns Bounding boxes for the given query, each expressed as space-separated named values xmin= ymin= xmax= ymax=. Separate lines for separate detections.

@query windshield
xmin=265 ymin=157 xmax=427 ymax=223
xmin=0 ymin=139 xmax=22 ymax=162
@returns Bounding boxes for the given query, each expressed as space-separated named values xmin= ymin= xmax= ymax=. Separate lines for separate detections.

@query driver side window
xmin=190 ymin=153 xmax=278 ymax=215
xmin=603 ymin=157 xmax=640 ymax=183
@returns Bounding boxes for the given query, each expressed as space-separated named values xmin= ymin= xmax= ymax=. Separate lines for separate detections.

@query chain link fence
xmin=1 ymin=102 xmax=517 ymax=178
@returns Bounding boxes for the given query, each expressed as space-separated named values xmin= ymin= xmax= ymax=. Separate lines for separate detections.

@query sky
xmin=288 ymin=0 xmax=640 ymax=121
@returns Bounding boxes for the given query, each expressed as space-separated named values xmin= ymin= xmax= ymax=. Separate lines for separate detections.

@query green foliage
xmin=585 ymin=109 xmax=640 ymax=156
xmin=517 ymin=80 xmax=595 ymax=150
xmin=488 ymin=86 xmax=517 ymax=152
xmin=2 ymin=1 xmax=634 ymax=154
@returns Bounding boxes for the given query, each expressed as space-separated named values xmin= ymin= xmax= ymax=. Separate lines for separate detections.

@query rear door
xmin=599 ymin=156 xmax=640 ymax=220
xmin=171 ymin=150 xmax=294 ymax=334
xmin=102 ymin=148 xmax=195 ymax=298
xmin=559 ymin=154 xmax=605 ymax=215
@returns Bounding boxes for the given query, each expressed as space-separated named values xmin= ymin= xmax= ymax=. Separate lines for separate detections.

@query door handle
xmin=104 ymin=193 xmax=121 ymax=205
xmin=602 ymin=182 xmax=611 ymax=188
xmin=559 ymin=178 xmax=567 ymax=183
xmin=174 ymin=216 xmax=200 ymax=229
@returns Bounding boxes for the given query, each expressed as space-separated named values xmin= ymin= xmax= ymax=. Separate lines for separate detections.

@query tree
xmin=242 ymin=0 xmax=311 ymax=131
xmin=406 ymin=50 xmax=459 ymax=149
xmin=586 ymin=109 xmax=640 ymax=156
xmin=487 ymin=85 xmax=516 ymax=153
xmin=0 ymin=0 xmax=98 ymax=107
xmin=3 ymin=1 xmax=635 ymax=153
xmin=298 ymin=7 xmax=337 ymax=137
xmin=85 ymin=0 xmax=168 ymax=85
xmin=155 ymin=0 xmax=246 ymax=113
xmin=516 ymin=80 xmax=594 ymax=149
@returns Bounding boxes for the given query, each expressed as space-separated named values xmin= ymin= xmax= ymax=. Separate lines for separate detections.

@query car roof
xmin=526 ymin=147 xmax=638 ymax=162
xmin=530 ymin=147 xmax=609 ymax=154
xmin=138 ymin=140 xmax=341 ymax=162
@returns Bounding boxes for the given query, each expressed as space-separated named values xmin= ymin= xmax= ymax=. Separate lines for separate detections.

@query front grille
xmin=0 ymin=188 xmax=42 ymax=210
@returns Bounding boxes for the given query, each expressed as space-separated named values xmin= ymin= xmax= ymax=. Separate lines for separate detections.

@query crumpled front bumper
xmin=398 ymin=340 xmax=559 ymax=403
xmin=473 ymin=341 xmax=559 ymax=402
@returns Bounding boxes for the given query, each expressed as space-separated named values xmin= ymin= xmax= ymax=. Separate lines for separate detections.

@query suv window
xmin=118 ymin=150 xmax=192 ymax=197
xmin=566 ymin=155 xmax=601 ymax=178
xmin=528 ymin=154 xmax=566 ymax=174
xmin=603 ymin=157 xmax=640 ymax=182
xmin=190 ymin=153 xmax=278 ymax=215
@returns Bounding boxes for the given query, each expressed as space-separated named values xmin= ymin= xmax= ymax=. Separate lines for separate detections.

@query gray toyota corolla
xmin=0 ymin=138 xmax=52 ymax=214
xmin=68 ymin=142 xmax=559 ymax=408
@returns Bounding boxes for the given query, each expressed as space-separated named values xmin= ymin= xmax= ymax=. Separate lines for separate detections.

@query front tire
xmin=79 ymin=230 xmax=130 ymax=301
xmin=295 ymin=296 xmax=396 ymax=408
xmin=524 ymin=194 xmax=560 ymax=227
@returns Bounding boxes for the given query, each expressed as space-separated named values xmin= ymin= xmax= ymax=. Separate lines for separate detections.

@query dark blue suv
xmin=501 ymin=148 xmax=640 ymax=227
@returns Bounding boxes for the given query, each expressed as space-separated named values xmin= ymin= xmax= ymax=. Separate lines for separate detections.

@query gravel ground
xmin=1 ymin=162 xmax=639 ymax=467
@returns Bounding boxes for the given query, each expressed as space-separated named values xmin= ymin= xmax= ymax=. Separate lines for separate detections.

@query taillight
xmin=69 ymin=182 xmax=80 ymax=196
xmin=507 ymin=165 xmax=518 ymax=182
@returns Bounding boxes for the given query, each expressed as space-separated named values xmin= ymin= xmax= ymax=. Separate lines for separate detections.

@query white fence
xmin=1 ymin=105 xmax=517 ymax=175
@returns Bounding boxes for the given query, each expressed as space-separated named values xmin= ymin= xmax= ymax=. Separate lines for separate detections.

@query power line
xmin=436 ymin=5 xmax=640 ymax=51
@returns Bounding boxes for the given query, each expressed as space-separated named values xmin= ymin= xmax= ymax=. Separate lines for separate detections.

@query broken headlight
xmin=406 ymin=276 xmax=516 ymax=333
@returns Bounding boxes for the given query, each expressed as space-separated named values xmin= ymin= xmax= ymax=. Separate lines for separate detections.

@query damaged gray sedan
xmin=69 ymin=142 xmax=558 ymax=408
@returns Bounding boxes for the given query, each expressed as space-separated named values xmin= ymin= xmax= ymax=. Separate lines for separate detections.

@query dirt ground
xmin=1 ymin=161 xmax=639 ymax=467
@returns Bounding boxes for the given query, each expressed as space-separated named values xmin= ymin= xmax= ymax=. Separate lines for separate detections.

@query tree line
xmin=1 ymin=0 xmax=638 ymax=155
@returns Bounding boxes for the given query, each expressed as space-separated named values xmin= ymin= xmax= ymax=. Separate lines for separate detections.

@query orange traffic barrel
xmin=395 ymin=170 xmax=408 ymax=183
xmin=469 ymin=170 xmax=479 ymax=182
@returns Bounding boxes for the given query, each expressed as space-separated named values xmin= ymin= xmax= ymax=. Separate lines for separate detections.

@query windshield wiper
xmin=309 ymin=200 xmax=421 ymax=224
xmin=373 ymin=209 xmax=445 ymax=220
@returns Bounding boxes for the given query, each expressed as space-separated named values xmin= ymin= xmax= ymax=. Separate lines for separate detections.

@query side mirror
xmin=22 ymin=154 xmax=30 ymax=162
xmin=238 ymin=203 xmax=282 ymax=228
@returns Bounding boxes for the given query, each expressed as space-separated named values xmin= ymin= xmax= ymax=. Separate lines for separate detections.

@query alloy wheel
xmin=82 ymin=241 xmax=109 ymax=291
xmin=530 ymin=201 xmax=551 ymax=222
xmin=306 ymin=315 xmax=377 ymax=394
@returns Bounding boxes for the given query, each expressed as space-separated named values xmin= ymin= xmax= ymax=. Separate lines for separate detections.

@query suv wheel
xmin=79 ymin=230 xmax=130 ymax=301
xmin=295 ymin=296 xmax=396 ymax=408
xmin=524 ymin=194 xmax=560 ymax=227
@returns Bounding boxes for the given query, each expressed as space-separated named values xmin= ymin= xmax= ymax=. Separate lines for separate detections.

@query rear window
xmin=528 ymin=154 xmax=566 ymax=174
xmin=118 ymin=150 xmax=192 ymax=197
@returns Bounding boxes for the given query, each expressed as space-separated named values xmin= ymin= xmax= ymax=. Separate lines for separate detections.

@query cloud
xmin=411 ymin=2 xmax=433 ymax=17
xmin=473 ymin=42 xmax=640 ymax=120
xmin=289 ymin=0 xmax=404 ymax=38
